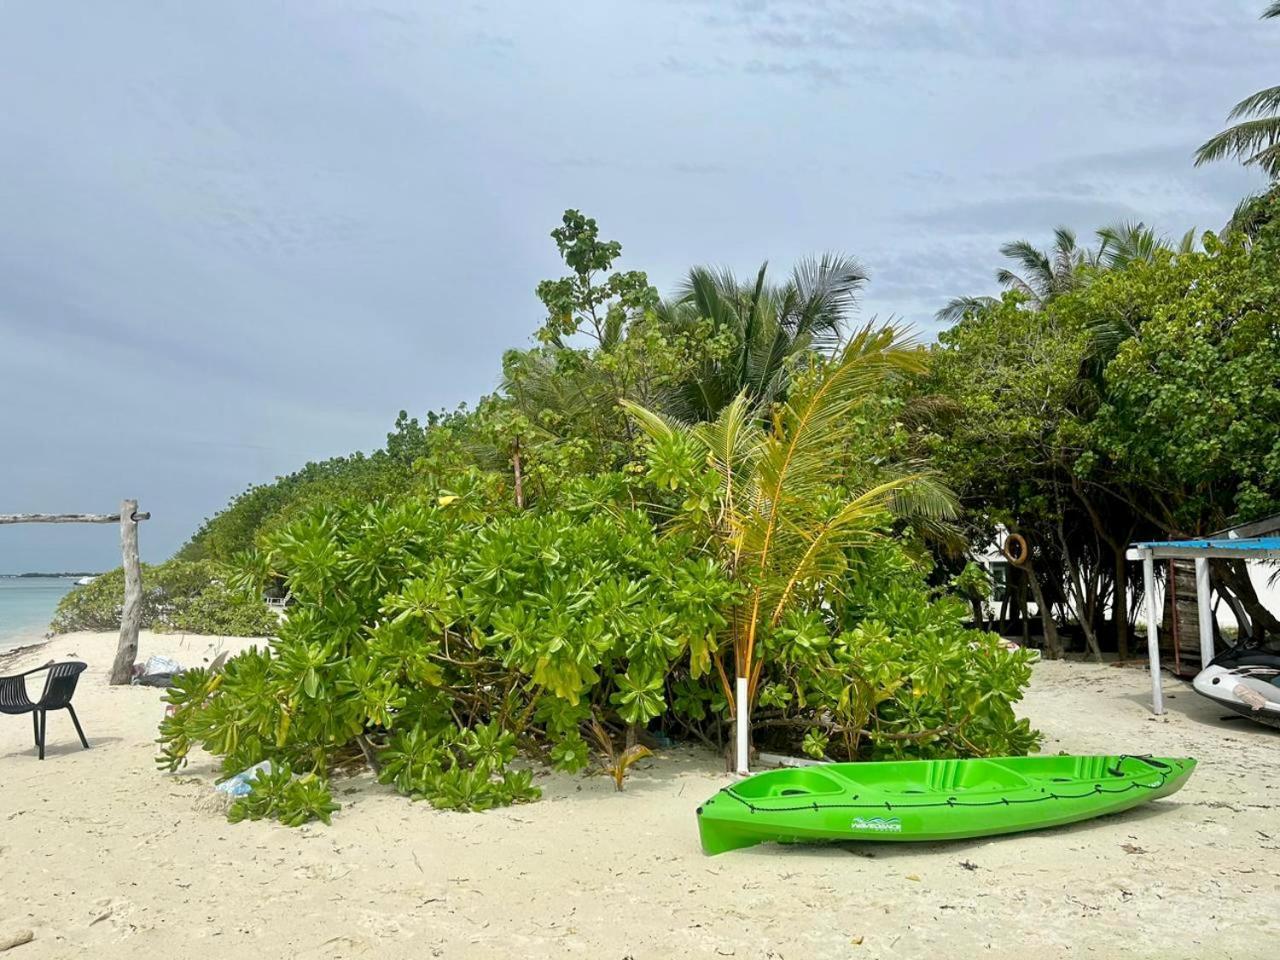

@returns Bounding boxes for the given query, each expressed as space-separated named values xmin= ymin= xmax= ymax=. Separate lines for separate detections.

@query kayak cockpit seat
xmin=730 ymin=767 xmax=846 ymax=800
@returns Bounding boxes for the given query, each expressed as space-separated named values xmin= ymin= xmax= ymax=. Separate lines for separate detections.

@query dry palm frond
xmin=587 ymin=719 xmax=653 ymax=791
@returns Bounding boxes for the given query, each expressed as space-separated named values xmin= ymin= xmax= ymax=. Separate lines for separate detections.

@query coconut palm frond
xmin=1096 ymin=220 xmax=1167 ymax=270
xmin=934 ymin=295 xmax=998 ymax=324
xmin=767 ymin=474 xmax=924 ymax=625
xmin=737 ymin=326 xmax=924 ymax=652
xmin=656 ymin=254 xmax=866 ymax=423
xmin=1227 ymin=84 xmax=1280 ymax=121
xmin=1196 ymin=116 xmax=1280 ymax=177
xmin=1253 ymin=141 xmax=1280 ymax=175
xmin=617 ymin=399 xmax=688 ymax=442
xmin=783 ymin=252 xmax=868 ymax=348
xmin=997 ymin=239 xmax=1054 ymax=298
xmin=994 ymin=268 xmax=1044 ymax=306
xmin=691 ymin=392 xmax=766 ymax=516
xmin=1266 ymin=1 xmax=1280 ymax=18
xmin=679 ymin=266 xmax=741 ymax=332
xmin=886 ymin=470 xmax=959 ymax=522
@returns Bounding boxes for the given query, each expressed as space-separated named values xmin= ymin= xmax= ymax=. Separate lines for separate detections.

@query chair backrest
xmin=38 ymin=661 xmax=87 ymax=710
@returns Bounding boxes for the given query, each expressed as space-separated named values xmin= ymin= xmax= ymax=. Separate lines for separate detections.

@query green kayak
xmin=697 ymin=755 xmax=1195 ymax=855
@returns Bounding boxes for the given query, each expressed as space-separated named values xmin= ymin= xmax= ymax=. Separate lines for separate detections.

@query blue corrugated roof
xmin=1133 ymin=537 xmax=1280 ymax=551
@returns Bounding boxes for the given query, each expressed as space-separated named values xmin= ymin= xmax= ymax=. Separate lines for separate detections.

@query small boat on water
xmin=74 ymin=576 xmax=96 ymax=586
xmin=696 ymin=755 xmax=1196 ymax=855
xmin=1193 ymin=647 xmax=1280 ymax=730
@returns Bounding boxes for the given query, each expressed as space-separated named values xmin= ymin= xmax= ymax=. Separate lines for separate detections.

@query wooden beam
xmin=0 ymin=512 xmax=151 ymax=525
xmin=1211 ymin=513 xmax=1280 ymax=539
xmin=1142 ymin=545 xmax=1280 ymax=561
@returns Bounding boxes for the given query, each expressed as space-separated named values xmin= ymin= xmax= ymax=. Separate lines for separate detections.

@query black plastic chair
xmin=0 ymin=661 xmax=90 ymax=760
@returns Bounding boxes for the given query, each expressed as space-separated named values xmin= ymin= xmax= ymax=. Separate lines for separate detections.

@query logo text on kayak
xmin=851 ymin=816 xmax=902 ymax=833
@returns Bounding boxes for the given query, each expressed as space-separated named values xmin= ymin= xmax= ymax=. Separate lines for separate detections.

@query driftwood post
xmin=0 ymin=503 xmax=149 ymax=685
xmin=110 ymin=499 xmax=143 ymax=685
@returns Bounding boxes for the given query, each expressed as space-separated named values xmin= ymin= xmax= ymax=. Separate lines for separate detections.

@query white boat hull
xmin=1193 ymin=663 xmax=1280 ymax=730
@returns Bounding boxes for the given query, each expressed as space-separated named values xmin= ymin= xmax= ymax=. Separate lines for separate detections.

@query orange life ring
xmin=1002 ymin=533 xmax=1029 ymax=566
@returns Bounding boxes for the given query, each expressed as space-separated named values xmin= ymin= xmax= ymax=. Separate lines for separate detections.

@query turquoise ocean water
xmin=0 ymin=577 xmax=78 ymax=651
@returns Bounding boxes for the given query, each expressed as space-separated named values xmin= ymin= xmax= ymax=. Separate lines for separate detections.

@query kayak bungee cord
xmin=718 ymin=764 xmax=1173 ymax=815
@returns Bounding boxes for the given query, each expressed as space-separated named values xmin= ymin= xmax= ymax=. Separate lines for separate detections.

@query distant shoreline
xmin=0 ymin=572 xmax=99 ymax=579
xmin=0 ymin=637 xmax=50 ymax=670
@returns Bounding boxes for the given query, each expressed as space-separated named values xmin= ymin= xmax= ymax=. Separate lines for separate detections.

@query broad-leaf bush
xmin=157 ymin=495 xmax=745 ymax=821
xmin=158 ymin=486 xmax=1039 ymax=826
xmin=51 ymin=559 xmax=278 ymax=638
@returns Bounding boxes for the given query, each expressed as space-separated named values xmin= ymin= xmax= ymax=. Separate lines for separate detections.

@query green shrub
xmin=51 ymin=559 xmax=277 ymax=637
xmin=225 ymin=763 xmax=340 ymax=827
xmin=157 ymin=490 xmax=1038 ymax=825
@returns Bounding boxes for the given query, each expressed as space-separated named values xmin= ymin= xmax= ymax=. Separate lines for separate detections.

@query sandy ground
xmin=1 ymin=631 xmax=1277 ymax=960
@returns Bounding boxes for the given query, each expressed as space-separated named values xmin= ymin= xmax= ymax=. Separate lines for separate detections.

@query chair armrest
xmin=0 ymin=673 xmax=35 ymax=705
xmin=0 ymin=663 xmax=55 ymax=682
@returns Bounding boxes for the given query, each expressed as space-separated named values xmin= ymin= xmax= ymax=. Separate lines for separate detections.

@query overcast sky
xmin=1 ymin=1 xmax=1273 ymax=571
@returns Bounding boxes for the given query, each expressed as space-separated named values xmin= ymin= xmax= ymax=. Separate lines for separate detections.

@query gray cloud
xmin=905 ymin=195 xmax=1149 ymax=234
xmin=0 ymin=0 xmax=1272 ymax=569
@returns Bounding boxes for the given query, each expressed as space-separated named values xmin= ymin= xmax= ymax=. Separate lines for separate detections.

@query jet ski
xmin=1192 ymin=647 xmax=1280 ymax=730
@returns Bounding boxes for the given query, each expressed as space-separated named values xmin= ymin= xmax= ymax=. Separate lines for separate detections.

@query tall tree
xmin=1194 ymin=4 xmax=1280 ymax=178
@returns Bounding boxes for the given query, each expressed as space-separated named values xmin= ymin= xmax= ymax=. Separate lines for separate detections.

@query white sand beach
xmin=1 ymin=631 xmax=1277 ymax=960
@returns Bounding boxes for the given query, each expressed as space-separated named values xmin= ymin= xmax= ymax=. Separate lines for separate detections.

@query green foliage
xmin=51 ymin=559 xmax=277 ymax=637
xmin=951 ymin=562 xmax=992 ymax=602
xmin=157 ymin=496 xmax=742 ymax=811
xmin=534 ymin=209 xmax=657 ymax=347
xmin=226 ymin=763 xmax=340 ymax=827
xmin=1085 ymin=228 xmax=1280 ymax=531
xmin=153 ymin=208 xmax=1050 ymax=827
xmin=179 ymin=441 xmax=429 ymax=564
xmin=652 ymin=255 xmax=868 ymax=421
xmin=159 ymin=485 xmax=1033 ymax=824
xmin=377 ymin=723 xmax=540 ymax=812
xmin=624 ymin=324 xmax=959 ymax=739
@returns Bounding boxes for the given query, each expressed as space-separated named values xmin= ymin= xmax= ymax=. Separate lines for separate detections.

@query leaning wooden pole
xmin=109 ymin=499 xmax=143 ymax=686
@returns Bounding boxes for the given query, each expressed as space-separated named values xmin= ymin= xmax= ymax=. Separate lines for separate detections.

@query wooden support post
xmin=1142 ymin=549 xmax=1164 ymax=715
xmin=1 ymin=504 xmax=149 ymax=686
xmin=1194 ymin=557 xmax=1214 ymax=668
xmin=109 ymin=499 xmax=143 ymax=686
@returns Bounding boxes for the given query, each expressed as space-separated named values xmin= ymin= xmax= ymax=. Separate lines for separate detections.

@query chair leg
xmin=37 ymin=710 xmax=45 ymax=761
xmin=67 ymin=704 xmax=90 ymax=750
xmin=32 ymin=711 xmax=39 ymax=748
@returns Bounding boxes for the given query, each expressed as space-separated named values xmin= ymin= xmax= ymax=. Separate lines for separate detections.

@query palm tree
xmin=655 ymin=254 xmax=867 ymax=421
xmin=936 ymin=222 xmax=1195 ymax=323
xmin=936 ymin=228 xmax=1088 ymax=323
xmin=995 ymin=227 xmax=1091 ymax=306
xmin=1095 ymin=221 xmax=1196 ymax=270
xmin=1194 ymin=4 xmax=1280 ymax=178
xmin=623 ymin=324 xmax=955 ymax=772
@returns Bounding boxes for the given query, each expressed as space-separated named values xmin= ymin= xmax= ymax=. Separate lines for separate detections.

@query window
xmin=990 ymin=561 xmax=1009 ymax=603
